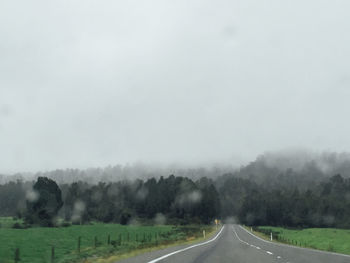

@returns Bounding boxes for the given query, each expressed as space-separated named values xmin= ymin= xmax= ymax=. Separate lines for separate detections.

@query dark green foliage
xmin=220 ymin=174 xmax=350 ymax=228
xmin=110 ymin=240 xmax=117 ymax=248
xmin=5 ymin=168 xmax=350 ymax=228
xmin=0 ymin=180 xmax=30 ymax=217
xmin=196 ymin=178 xmax=220 ymax=224
xmin=12 ymin=222 xmax=23 ymax=229
xmin=25 ymin=177 xmax=63 ymax=227
xmin=59 ymin=175 xmax=219 ymax=224
xmin=120 ymin=211 xmax=132 ymax=225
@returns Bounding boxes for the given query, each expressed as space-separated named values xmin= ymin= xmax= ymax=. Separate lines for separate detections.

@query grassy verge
xmin=0 ymin=217 xmax=214 ymax=263
xmin=247 ymin=226 xmax=350 ymax=255
xmin=243 ymin=226 xmax=272 ymax=242
xmin=95 ymin=226 xmax=218 ymax=263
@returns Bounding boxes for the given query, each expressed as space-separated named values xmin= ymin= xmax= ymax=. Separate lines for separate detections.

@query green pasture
xmin=255 ymin=226 xmax=350 ymax=255
xmin=0 ymin=217 xmax=210 ymax=263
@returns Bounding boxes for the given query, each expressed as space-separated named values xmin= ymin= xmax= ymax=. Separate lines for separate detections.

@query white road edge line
xmin=146 ymin=225 xmax=225 ymax=263
xmin=238 ymin=225 xmax=350 ymax=258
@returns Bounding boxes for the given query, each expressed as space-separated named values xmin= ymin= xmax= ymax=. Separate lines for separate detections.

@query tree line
xmin=2 ymin=152 xmax=350 ymax=228
xmin=0 ymin=175 xmax=220 ymax=226
xmin=217 ymin=174 xmax=350 ymax=228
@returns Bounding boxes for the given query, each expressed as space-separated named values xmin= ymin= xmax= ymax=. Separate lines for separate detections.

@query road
xmin=118 ymin=224 xmax=350 ymax=263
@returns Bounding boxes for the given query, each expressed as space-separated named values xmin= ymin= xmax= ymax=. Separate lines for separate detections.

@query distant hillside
xmin=2 ymin=151 xmax=350 ymax=185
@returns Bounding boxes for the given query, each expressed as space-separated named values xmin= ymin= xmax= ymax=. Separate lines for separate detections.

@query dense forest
xmin=1 ymin=152 xmax=350 ymax=228
xmin=0 ymin=175 xmax=220 ymax=226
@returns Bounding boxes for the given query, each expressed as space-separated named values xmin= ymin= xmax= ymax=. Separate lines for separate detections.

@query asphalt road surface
xmin=118 ymin=224 xmax=350 ymax=263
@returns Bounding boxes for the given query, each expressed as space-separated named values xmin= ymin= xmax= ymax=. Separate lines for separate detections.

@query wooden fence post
xmin=14 ymin=248 xmax=20 ymax=263
xmin=78 ymin=236 xmax=81 ymax=253
xmin=51 ymin=246 xmax=55 ymax=263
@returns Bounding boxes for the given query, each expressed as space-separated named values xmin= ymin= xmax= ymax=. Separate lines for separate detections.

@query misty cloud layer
xmin=1 ymin=0 xmax=350 ymax=173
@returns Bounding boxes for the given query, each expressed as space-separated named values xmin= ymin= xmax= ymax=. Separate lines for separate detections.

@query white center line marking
xmin=266 ymin=251 xmax=273 ymax=255
xmin=232 ymin=226 xmax=250 ymax=245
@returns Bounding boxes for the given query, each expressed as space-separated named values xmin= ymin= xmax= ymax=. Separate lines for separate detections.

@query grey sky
xmin=1 ymin=0 xmax=350 ymax=173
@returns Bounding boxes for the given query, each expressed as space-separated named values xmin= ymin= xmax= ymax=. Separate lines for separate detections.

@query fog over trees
xmin=1 ymin=151 xmax=350 ymax=227
xmin=0 ymin=163 xmax=234 ymax=185
xmin=3 ymin=150 xmax=350 ymax=184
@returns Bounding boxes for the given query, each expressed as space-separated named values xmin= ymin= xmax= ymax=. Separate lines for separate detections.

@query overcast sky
xmin=1 ymin=0 xmax=350 ymax=173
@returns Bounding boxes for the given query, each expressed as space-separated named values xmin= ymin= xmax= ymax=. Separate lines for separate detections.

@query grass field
xmin=0 ymin=217 xmax=213 ymax=263
xmin=254 ymin=226 xmax=350 ymax=255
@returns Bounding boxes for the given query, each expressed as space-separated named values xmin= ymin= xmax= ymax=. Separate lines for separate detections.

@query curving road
xmin=118 ymin=224 xmax=350 ymax=263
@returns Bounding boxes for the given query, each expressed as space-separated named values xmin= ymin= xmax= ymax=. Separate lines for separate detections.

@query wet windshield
xmin=1 ymin=1 xmax=350 ymax=263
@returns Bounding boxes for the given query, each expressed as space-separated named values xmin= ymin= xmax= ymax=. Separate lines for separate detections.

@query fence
xmin=252 ymin=226 xmax=312 ymax=248
xmin=7 ymin=227 xmax=205 ymax=263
